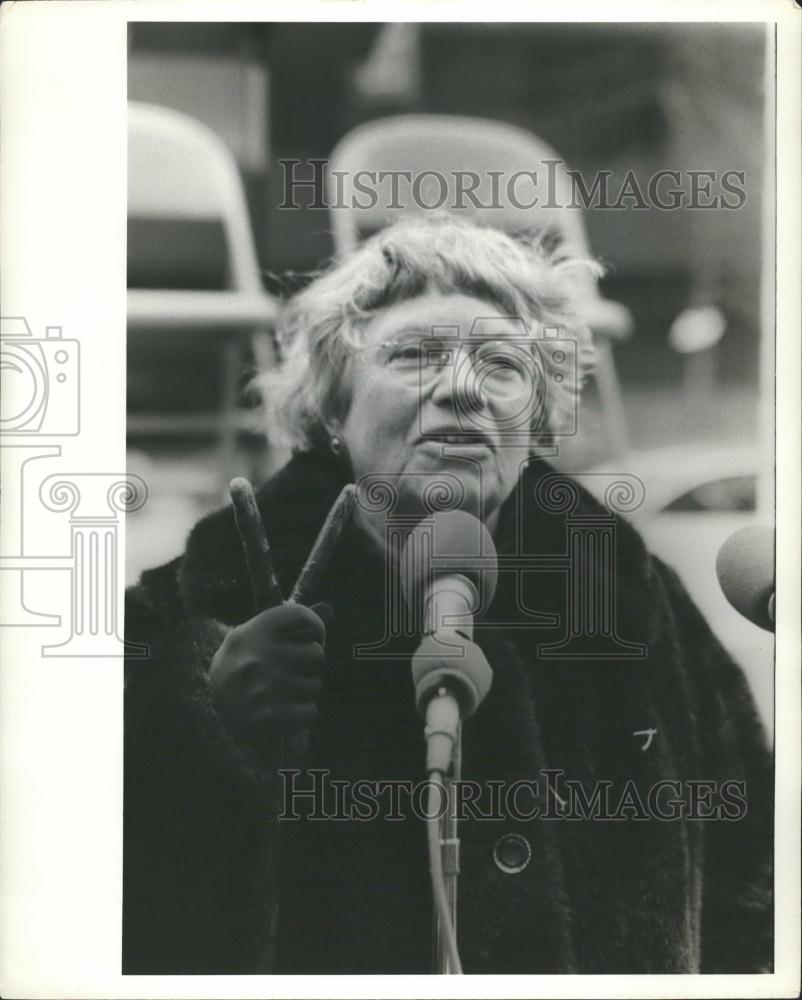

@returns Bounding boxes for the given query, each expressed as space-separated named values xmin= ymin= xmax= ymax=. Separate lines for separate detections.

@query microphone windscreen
xmin=715 ymin=525 xmax=775 ymax=632
xmin=400 ymin=510 xmax=499 ymax=611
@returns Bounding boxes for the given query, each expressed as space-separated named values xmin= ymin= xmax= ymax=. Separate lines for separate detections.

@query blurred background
xmin=126 ymin=22 xmax=774 ymax=730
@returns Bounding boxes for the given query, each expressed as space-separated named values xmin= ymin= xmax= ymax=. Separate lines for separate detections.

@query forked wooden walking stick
xmin=228 ymin=476 xmax=356 ymax=970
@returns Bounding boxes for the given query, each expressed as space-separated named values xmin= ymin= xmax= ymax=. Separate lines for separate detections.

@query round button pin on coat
xmin=493 ymin=833 xmax=532 ymax=874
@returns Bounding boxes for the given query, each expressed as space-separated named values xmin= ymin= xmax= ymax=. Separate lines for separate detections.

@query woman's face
xmin=339 ymin=291 xmax=539 ymax=529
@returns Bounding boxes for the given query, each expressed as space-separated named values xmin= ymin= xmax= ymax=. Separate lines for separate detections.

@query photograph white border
xmin=0 ymin=1 xmax=799 ymax=997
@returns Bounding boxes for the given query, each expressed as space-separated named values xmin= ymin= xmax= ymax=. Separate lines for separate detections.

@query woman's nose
xmin=430 ymin=348 xmax=486 ymax=412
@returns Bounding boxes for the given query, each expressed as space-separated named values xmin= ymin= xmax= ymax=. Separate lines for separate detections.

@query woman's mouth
xmin=417 ymin=433 xmax=494 ymax=450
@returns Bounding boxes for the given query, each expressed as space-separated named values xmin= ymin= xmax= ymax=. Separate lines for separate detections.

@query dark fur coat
xmin=123 ymin=450 xmax=773 ymax=975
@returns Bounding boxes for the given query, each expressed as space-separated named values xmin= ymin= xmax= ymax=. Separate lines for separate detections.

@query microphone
xmin=715 ymin=525 xmax=775 ymax=632
xmin=401 ymin=511 xmax=498 ymax=772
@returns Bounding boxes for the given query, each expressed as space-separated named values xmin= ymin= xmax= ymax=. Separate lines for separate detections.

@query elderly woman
xmin=123 ymin=218 xmax=772 ymax=975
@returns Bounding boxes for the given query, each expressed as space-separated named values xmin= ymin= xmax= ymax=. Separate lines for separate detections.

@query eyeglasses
xmin=353 ymin=334 xmax=544 ymax=400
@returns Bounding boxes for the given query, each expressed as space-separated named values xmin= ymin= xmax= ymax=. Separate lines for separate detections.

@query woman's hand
xmin=208 ymin=602 xmax=330 ymax=749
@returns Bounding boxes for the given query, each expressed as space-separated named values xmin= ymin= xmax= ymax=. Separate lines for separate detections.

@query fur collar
xmin=176 ymin=448 xmax=651 ymax=628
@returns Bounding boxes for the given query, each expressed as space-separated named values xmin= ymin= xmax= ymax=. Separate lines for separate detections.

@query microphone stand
xmin=402 ymin=511 xmax=497 ymax=974
xmin=432 ymin=723 xmax=461 ymax=975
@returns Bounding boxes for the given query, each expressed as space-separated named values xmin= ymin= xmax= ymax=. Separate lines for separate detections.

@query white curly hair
xmin=257 ymin=215 xmax=601 ymax=451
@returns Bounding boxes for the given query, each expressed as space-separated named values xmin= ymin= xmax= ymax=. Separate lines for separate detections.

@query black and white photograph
xmin=0 ymin=2 xmax=799 ymax=997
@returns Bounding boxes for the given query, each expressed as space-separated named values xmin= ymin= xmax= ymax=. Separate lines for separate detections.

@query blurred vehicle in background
xmin=588 ymin=442 xmax=773 ymax=735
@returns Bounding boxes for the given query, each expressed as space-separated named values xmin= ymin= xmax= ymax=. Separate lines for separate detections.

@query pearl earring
xmin=330 ymin=435 xmax=343 ymax=455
